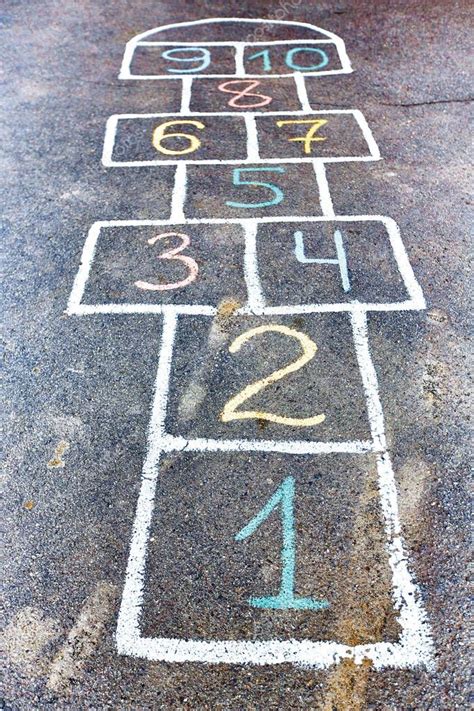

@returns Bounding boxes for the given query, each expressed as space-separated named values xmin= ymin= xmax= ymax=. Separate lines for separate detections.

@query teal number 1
xmin=235 ymin=476 xmax=329 ymax=611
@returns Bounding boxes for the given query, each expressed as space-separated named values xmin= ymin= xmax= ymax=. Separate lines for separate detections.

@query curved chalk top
xmin=120 ymin=17 xmax=352 ymax=79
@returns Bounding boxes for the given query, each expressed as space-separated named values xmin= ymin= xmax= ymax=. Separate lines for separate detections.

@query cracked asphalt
xmin=1 ymin=1 xmax=472 ymax=709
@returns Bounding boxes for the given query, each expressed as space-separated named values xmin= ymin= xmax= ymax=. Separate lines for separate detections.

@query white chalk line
xmin=244 ymin=115 xmax=260 ymax=162
xmin=102 ymin=109 xmax=380 ymax=167
xmin=122 ymin=70 xmax=352 ymax=81
xmin=158 ymin=434 xmax=378 ymax=456
xmin=313 ymin=161 xmax=335 ymax=218
xmin=170 ymin=163 xmax=187 ymax=222
xmin=119 ymin=18 xmax=352 ymax=80
xmin=116 ymin=311 xmax=177 ymax=642
xmin=294 ymin=73 xmax=311 ymax=112
xmin=66 ymin=216 xmax=425 ymax=316
xmin=350 ymin=310 xmax=387 ymax=452
xmin=234 ymin=43 xmax=245 ymax=77
xmin=180 ymin=77 xmax=193 ymax=114
xmin=135 ymin=40 xmax=339 ymax=47
xmin=243 ymin=221 xmax=265 ymax=312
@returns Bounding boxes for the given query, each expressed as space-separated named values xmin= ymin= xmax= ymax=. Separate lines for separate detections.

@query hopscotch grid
xmin=93 ymin=16 xmax=433 ymax=670
xmin=66 ymin=216 xmax=425 ymax=316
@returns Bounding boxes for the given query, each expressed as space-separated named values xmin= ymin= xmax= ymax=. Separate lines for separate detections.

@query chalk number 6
xmin=221 ymin=324 xmax=326 ymax=427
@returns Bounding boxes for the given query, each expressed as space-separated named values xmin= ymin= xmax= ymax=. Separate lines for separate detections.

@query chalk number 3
xmin=135 ymin=232 xmax=198 ymax=291
xmin=221 ymin=324 xmax=326 ymax=427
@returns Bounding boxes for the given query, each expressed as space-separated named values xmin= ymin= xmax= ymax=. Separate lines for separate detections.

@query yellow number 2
xmin=152 ymin=119 xmax=205 ymax=156
xmin=275 ymin=118 xmax=328 ymax=155
xmin=220 ymin=324 xmax=326 ymax=427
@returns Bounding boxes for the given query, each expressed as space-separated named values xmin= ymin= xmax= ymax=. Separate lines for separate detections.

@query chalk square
xmin=116 ymin=451 xmax=434 ymax=669
xmin=189 ymin=77 xmax=304 ymax=113
xmin=139 ymin=452 xmax=400 ymax=643
xmin=161 ymin=313 xmax=374 ymax=447
xmin=69 ymin=223 xmax=247 ymax=311
xmin=254 ymin=217 xmax=423 ymax=311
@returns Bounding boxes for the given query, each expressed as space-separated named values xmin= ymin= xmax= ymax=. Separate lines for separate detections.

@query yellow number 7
xmin=275 ymin=119 xmax=328 ymax=155
xmin=220 ymin=324 xmax=326 ymax=427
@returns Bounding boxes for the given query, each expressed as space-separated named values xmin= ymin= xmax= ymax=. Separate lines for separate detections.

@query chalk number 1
xmin=235 ymin=476 xmax=329 ymax=611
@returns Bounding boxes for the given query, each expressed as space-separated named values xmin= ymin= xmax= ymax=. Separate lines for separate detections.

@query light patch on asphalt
xmin=397 ymin=457 xmax=433 ymax=543
xmin=1 ymin=606 xmax=61 ymax=676
xmin=47 ymin=581 xmax=117 ymax=694
xmin=47 ymin=440 xmax=69 ymax=469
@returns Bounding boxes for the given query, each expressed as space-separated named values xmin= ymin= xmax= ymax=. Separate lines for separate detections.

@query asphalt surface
xmin=1 ymin=1 xmax=472 ymax=709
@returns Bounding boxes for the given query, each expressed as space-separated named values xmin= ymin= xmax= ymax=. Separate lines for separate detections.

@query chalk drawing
xmin=134 ymin=232 xmax=198 ymax=292
xmin=68 ymin=17 xmax=434 ymax=671
xmin=276 ymin=118 xmax=328 ymax=154
xmin=102 ymin=109 xmax=380 ymax=167
xmin=235 ymin=476 xmax=329 ymax=610
xmin=294 ymin=228 xmax=351 ymax=293
xmin=152 ymin=119 xmax=205 ymax=156
xmin=67 ymin=216 xmax=426 ymax=315
xmin=119 ymin=19 xmax=352 ymax=79
xmin=226 ymin=167 xmax=285 ymax=209
xmin=246 ymin=47 xmax=330 ymax=74
xmin=220 ymin=324 xmax=325 ymax=426
xmin=161 ymin=46 xmax=211 ymax=73
xmin=217 ymin=80 xmax=273 ymax=109
xmin=285 ymin=47 xmax=329 ymax=72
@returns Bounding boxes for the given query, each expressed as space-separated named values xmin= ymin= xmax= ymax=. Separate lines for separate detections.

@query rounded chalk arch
xmin=119 ymin=17 xmax=352 ymax=80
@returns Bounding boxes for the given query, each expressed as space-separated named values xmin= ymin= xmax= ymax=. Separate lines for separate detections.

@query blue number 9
xmin=161 ymin=47 xmax=211 ymax=74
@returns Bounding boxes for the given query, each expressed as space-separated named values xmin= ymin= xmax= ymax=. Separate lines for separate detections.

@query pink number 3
xmin=134 ymin=232 xmax=198 ymax=291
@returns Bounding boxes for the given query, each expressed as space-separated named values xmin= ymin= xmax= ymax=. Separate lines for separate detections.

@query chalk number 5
xmin=226 ymin=167 xmax=285 ymax=209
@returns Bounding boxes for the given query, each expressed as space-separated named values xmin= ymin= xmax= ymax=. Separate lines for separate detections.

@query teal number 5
xmin=226 ymin=167 xmax=285 ymax=209
xmin=235 ymin=476 xmax=329 ymax=611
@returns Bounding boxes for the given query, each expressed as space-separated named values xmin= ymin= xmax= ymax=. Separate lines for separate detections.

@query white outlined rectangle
xmin=115 ymin=309 xmax=434 ymax=669
xmin=102 ymin=110 xmax=380 ymax=167
xmin=66 ymin=216 xmax=425 ymax=317
xmin=120 ymin=39 xmax=350 ymax=80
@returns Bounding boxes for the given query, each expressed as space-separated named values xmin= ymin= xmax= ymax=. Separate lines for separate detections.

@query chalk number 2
xmin=221 ymin=324 xmax=326 ymax=427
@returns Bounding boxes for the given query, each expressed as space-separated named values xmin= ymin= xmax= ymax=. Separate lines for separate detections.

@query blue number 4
xmin=235 ymin=476 xmax=329 ymax=611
